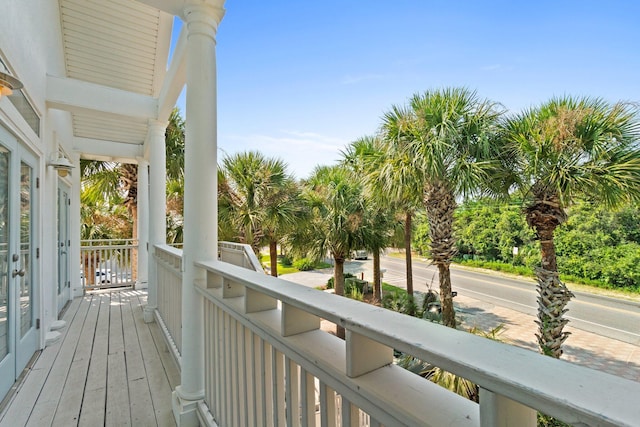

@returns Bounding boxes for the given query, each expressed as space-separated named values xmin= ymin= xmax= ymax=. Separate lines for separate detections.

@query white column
xmin=144 ymin=120 xmax=167 ymax=323
xmin=172 ymin=2 xmax=225 ymax=426
xmin=136 ymin=158 xmax=149 ymax=290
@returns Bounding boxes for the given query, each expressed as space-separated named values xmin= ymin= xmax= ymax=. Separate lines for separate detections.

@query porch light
xmin=0 ymin=71 xmax=23 ymax=100
xmin=48 ymin=156 xmax=74 ymax=177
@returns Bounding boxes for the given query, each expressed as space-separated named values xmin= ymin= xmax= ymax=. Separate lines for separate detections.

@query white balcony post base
xmin=45 ymin=331 xmax=62 ymax=347
xmin=50 ymin=320 xmax=67 ymax=331
xmin=143 ymin=305 xmax=156 ymax=323
xmin=172 ymin=386 xmax=204 ymax=427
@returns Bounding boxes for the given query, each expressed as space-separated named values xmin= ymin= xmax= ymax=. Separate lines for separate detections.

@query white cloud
xmin=481 ymin=64 xmax=502 ymax=71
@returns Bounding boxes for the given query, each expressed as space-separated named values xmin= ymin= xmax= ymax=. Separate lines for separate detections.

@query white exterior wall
xmin=1 ymin=0 xmax=77 ymax=347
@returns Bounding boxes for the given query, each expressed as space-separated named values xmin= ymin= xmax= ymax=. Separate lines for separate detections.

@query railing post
xmin=345 ymin=331 xmax=393 ymax=378
xmin=281 ymin=303 xmax=319 ymax=337
xmin=479 ymin=388 xmax=536 ymax=427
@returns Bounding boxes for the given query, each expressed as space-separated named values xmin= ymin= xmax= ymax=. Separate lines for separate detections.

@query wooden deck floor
xmin=0 ymin=290 xmax=179 ymax=427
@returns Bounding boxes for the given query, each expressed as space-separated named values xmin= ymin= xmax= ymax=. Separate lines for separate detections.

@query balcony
xmin=1 ymin=241 xmax=639 ymax=426
xmin=6 ymin=240 xmax=640 ymax=425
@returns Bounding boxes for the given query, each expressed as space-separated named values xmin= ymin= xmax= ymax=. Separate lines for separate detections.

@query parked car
xmin=353 ymin=250 xmax=368 ymax=260
xmin=95 ymin=268 xmax=112 ymax=283
xmin=80 ymin=267 xmax=114 ymax=284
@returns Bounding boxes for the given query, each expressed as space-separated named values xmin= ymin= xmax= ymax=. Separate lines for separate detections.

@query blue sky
xmin=173 ymin=1 xmax=640 ymax=179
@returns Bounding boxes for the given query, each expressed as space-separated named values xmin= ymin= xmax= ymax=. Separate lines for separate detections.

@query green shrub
xmin=326 ymin=273 xmax=355 ymax=289
xmin=347 ymin=286 xmax=364 ymax=301
xmin=345 ymin=277 xmax=368 ymax=294
xmin=382 ymin=289 xmax=417 ymax=316
xmin=293 ymin=258 xmax=314 ymax=271
xmin=458 ymin=259 xmax=532 ymax=277
xmin=537 ymin=413 xmax=571 ymax=427
xmin=279 ymin=255 xmax=292 ymax=267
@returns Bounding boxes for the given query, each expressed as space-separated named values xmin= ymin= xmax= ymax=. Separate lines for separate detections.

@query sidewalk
xmin=281 ymin=268 xmax=640 ymax=383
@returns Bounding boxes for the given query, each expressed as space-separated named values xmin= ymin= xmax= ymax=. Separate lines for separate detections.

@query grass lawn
xmin=260 ymin=255 xmax=331 ymax=275
xmin=382 ymin=283 xmax=404 ymax=294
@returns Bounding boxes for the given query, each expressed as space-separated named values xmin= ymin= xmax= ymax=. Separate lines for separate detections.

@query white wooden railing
xmin=152 ymin=243 xmax=640 ymax=426
xmin=80 ymin=239 xmax=137 ymax=289
xmin=154 ymin=244 xmax=183 ymax=357
xmin=218 ymin=241 xmax=264 ymax=272
xmin=154 ymin=242 xmax=264 ymax=361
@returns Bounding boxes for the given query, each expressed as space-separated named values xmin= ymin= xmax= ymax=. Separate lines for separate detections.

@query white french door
xmin=57 ymin=183 xmax=70 ymax=314
xmin=0 ymin=125 xmax=39 ymax=400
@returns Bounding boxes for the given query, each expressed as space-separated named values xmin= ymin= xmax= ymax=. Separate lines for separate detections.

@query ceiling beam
xmin=152 ymin=11 xmax=174 ymax=97
xmin=134 ymin=0 xmax=227 ymax=19
xmin=158 ymin=25 xmax=186 ymax=121
xmin=74 ymin=137 xmax=143 ymax=163
xmin=135 ymin=0 xmax=187 ymax=19
xmin=46 ymin=75 xmax=158 ymax=119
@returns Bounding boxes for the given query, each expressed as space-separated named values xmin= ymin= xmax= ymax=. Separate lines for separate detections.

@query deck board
xmin=78 ymin=293 xmax=110 ymax=427
xmin=106 ymin=292 xmax=131 ymax=427
xmin=132 ymin=293 xmax=177 ymax=426
xmin=0 ymin=297 xmax=82 ymax=427
xmin=52 ymin=294 xmax=100 ymax=426
xmin=0 ymin=290 xmax=178 ymax=427
xmin=122 ymin=291 xmax=157 ymax=426
xmin=25 ymin=296 xmax=91 ymax=427
xmin=146 ymin=297 xmax=180 ymax=390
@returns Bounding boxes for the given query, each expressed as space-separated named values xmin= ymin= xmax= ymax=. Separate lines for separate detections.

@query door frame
xmin=0 ymin=125 xmax=40 ymax=399
xmin=57 ymin=181 xmax=71 ymax=314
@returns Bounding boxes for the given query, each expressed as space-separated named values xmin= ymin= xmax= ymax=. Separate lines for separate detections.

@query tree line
xmin=82 ymin=89 xmax=640 ymax=359
xmin=412 ymin=199 xmax=640 ymax=289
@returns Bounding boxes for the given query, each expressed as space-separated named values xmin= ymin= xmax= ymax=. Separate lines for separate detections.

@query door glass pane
xmin=0 ymin=148 xmax=9 ymax=359
xmin=63 ymin=192 xmax=69 ymax=290
xmin=19 ymin=162 xmax=31 ymax=338
xmin=57 ymin=189 xmax=62 ymax=295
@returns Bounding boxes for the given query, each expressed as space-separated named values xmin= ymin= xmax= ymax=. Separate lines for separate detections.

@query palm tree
xmin=81 ymin=159 xmax=139 ymax=278
xmin=373 ymin=126 xmax=424 ymax=298
xmin=218 ymin=151 xmax=299 ymax=276
xmin=501 ymin=96 xmax=640 ymax=358
xmin=165 ymin=108 xmax=186 ymax=245
xmin=302 ymin=165 xmax=367 ymax=337
xmin=81 ymin=108 xmax=187 ymax=276
xmin=166 ymin=108 xmax=185 ymax=181
xmin=262 ymin=178 xmax=305 ymax=277
xmin=342 ymin=136 xmax=400 ymax=302
xmin=381 ymin=88 xmax=504 ymax=328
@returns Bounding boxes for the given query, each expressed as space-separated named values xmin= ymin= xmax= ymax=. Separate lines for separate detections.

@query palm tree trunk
xmin=373 ymin=249 xmax=381 ymax=302
xmin=437 ymin=263 xmax=455 ymax=328
xmin=529 ymin=206 xmax=574 ymax=358
xmin=334 ymin=256 xmax=345 ymax=296
xmin=425 ymin=184 xmax=457 ymax=328
xmin=404 ymin=211 xmax=413 ymax=296
xmin=334 ymin=256 xmax=346 ymax=339
xmin=269 ymin=240 xmax=278 ymax=277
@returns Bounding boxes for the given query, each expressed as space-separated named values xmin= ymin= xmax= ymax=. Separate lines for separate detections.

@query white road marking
xmin=380 ymin=257 xmax=640 ymax=340
xmin=566 ymin=316 xmax=640 ymax=338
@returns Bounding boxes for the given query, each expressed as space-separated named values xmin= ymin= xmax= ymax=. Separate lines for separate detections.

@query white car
xmin=353 ymin=250 xmax=368 ymax=260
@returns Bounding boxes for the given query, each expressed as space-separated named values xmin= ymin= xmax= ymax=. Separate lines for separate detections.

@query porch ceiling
xmin=57 ymin=0 xmax=173 ymax=157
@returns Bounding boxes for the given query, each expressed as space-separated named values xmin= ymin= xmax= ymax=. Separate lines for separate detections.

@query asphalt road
xmin=348 ymin=254 xmax=640 ymax=345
